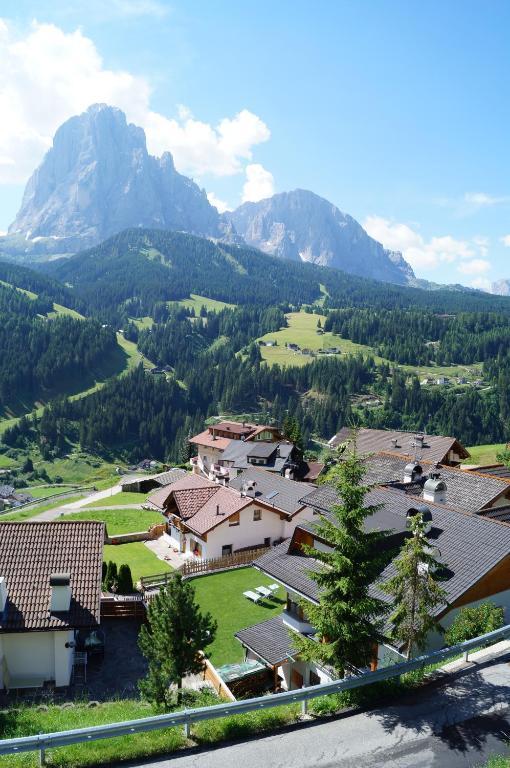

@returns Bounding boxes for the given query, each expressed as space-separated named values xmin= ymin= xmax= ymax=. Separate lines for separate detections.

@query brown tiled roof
xmin=0 ymin=521 xmax=104 ymax=632
xmin=213 ymin=421 xmax=256 ymax=436
xmin=185 ymin=488 xmax=252 ymax=535
xmin=188 ymin=429 xmax=232 ymax=450
xmin=174 ymin=487 xmax=220 ymax=520
xmin=329 ymin=427 xmax=469 ymax=464
xmin=148 ymin=473 xmax=211 ymax=510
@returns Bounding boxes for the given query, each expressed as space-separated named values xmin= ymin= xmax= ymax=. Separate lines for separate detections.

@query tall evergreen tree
xmin=382 ymin=513 xmax=447 ymax=660
xmin=139 ymin=575 xmax=217 ymax=707
xmin=292 ymin=452 xmax=389 ymax=675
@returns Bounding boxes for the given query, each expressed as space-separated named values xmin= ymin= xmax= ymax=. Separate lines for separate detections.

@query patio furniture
xmin=243 ymin=590 xmax=262 ymax=603
xmin=267 ymin=584 xmax=279 ymax=593
xmin=255 ymin=586 xmax=272 ymax=599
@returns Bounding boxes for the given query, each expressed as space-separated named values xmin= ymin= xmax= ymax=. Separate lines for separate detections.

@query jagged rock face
xmin=225 ymin=189 xmax=414 ymax=285
xmin=491 ymin=279 xmax=510 ymax=296
xmin=8 ymin=104 xmax=221 ymax=251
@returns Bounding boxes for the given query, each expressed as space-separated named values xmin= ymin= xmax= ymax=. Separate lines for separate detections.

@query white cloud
xmin=363 ymin=215 xmax=492 ymax=280
xmin=500 ymin=235 xmax=510 ymax=247
xmin=436 ymin=191 xmax=510 ymax=217
xmin=464 ymin=192 xmax=508 ymax=207
xmin=206 ymin=192 xmax=231 ymax=213
xmin=0 ymin=18 xmax=272 ymax=188
xmin=470 ymin=277 xmax=492 ymax=292
xmin=241 ymin=163 xmax=274 ymax=203
xmin=457 ymin=258 xmax=491 ymax=275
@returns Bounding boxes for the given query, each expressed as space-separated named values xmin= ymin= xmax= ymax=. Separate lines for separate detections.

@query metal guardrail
xmin=1 ymin=623 xmax=510 ymax=764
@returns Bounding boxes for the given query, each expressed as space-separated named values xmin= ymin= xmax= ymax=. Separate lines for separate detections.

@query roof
xmin=152 ymin=469 xmax=187 ymax=486
xmin=213 ymin=421 xmax=256 ymax=436
xmin=229 ymin=468 xmax=313 ymax=515
xmin=0 ymin=521 xmax=104 ymax=632
xmin=247 ymin=442 xmax=278 ymax=459
xmin=256 ymin=487 xmax=510 ymax=616
xmin=147 ymin=473 xmax=211 ymax=510
xmin=188 ymin=429 xmax=232 ymax=451
xmin=0 ymin=485 xmax=14 ymax=499
xmin=329 ymin=427 xmax=469 ymax=464
xmin=183 ymin=488 xmax=251 ymax=535
xmin=221 ymin=440 xmax=294 ymax=473
xmin=299 ymin=461 xmax=325 ymax=482
xmin=235 ymin=615 xmax=297 ymax=666
xmin=467 ymin=465 xmax=510 ymax=480
xmin=303 ymin=453 xmax=510 ymax=515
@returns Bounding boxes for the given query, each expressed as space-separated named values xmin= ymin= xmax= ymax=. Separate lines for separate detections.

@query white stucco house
xmin=0 ymin=520 xmax=104 ymax=691
xmin=147 ymin=469 xmax=317 ymax=560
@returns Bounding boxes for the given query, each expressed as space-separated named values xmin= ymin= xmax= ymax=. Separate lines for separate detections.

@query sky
xmin=0 ymin=0 xmax=509 ymax=289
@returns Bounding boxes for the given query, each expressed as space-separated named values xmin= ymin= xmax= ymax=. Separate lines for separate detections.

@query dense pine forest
xmin=3 ymin=226 xmax=510 ymax=462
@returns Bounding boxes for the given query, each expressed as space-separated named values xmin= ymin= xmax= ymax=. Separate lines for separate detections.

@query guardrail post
xmin=183 ymin=712 xmax=190 ymax=739
xmin=301 ymin=697 xmax=308 ymax=716
xmin=39 ymin=734 xmax=46 ymax=767
xmin=464 ymin=650 xmax=469 ymax=662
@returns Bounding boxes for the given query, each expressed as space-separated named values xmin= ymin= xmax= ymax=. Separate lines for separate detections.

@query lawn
xmin=464 ymin=443 xmax=506 ymax=466
xmin=66 ymin=508 xmax=163 ymax=535
xmin=85 ymin=490 xmax=151 ymax=507
xmin=0 ymin=494 xmax=88 ymax=522
xmin=47 ymin=303 xmax=85 ymax=320
xmin=192 ymin=567 xmax=285 ymax=666
xmin=17 ymin=485 xmax=79 ymax=500
xmin=103 ymin=542 xmax=171 ymax=582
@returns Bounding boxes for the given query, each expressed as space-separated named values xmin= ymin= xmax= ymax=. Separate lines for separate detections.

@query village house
xmin=147 ymin=470 xmax=316 ymax=560
xmin=0 ymin=521 xmax=104 ymax=692
xmin=189 ymin=421 xmax=283 ymax=481
xmin=236 ymin=486 xmax=510 ymax=691
xmin=328 ymin=427 xmax=470 ymax=466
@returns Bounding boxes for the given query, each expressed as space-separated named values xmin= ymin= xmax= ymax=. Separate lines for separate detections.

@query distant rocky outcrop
xmin=5 ymin=104 xmax=222 ymax=257
xmin=224 ymin=189 xmax=415 ymax=285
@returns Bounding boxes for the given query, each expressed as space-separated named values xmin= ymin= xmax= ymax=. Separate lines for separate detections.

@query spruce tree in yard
xmin=382 ymin=513 xmax=447 ymax=660
xmin=139 ymin=575 xmax=217 ymax=708
xmin=293 ymin=452 xmax=390 ymax=676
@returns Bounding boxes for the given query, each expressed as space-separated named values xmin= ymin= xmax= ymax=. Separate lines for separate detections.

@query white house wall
xmin=0 ymin=629 xmax=75 ymax=688
xmin=205 ymin=504 xmax=285 ymax=559
xmin=283 ymin=507 xmax=316 ymax=538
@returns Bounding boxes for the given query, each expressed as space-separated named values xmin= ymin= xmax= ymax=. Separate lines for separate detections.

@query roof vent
xmin=0 ymin=577 xmax=7 ymax=613
xmin=423 ymin=475 xmax=447 ymax=504
xmin=50 ymin=573 xmax=71 ymax=612
xmin=403 ymin=462 xmax=423 ymax=484
xmin=406 ymin=505 xmax=433 ymax=533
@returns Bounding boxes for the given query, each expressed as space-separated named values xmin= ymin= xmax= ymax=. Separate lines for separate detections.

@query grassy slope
xmin=84 ymin=490 xmax=151 ymax=507
xmin=192 ymin=567 xmax=285 ymax=666
xmin=63 ymin=508 xmax=163 ymax=534
xmin=173 ymin=294 xmax=236 ymax=313
xmin=0 ymin=494 xmax=89 ymax=521
xmin=464 ymin=443 xmax=506 ymax=465
xmin=257 ymin=311 xmax=483 ymax=380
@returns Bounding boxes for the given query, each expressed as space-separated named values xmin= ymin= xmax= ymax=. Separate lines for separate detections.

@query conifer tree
xmin=117 ymin=564 xmax=134 ymax=594
xmin=293 ymin=452 xmax=389 ymax=675
xmin=382 ymin=513 xmax=447 ymax=659
xmin=139 ymin=575 xmax=217 ymax=707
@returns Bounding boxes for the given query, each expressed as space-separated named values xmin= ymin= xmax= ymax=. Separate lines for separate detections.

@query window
xmin=229 ymin=511 xmax=240 ymax=526
xmin=222 ymin=545 xmax=232 ymax=556
xmin=309 ymin=670 xmax=321 ymax=687
xmin=264 ymin=537 xmax=271 ymax=547
xmin=253 ymin=509 xmax=261 ymax=521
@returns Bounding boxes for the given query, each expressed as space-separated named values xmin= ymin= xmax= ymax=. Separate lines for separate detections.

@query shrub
xmin=54 ymin=475 xmax=63 ymax=484
xmin=103 ymin=561 xmax=118 ymax=592
xmin=444 ymin=603 xmax=504 ymax=647
xmin=117 ymin=564 xmax=134 ymax=594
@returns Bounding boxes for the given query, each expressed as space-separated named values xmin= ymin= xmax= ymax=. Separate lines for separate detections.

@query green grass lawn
xmin=66 ymin=508 xmax=163 ymax=534
xmin=192 ymin=567 xmax=285 ymax=666
xmin=0 ymin=454 xmax=16 ymax=468
xmin=464 ymin=443 xmax=506 ymax=466
xmin=85 ymin=490 xmax=151 ymax=507
xmin=17 ymin=485 xmax=81 ymax=500
xmin=48 ymin=303 xmax=85 ymax=320
xmin=103 ymin=542 xmax=172 ymax=582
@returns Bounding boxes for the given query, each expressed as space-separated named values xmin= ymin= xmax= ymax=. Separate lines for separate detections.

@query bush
xmin=54 ymin=475 xmax=63 ymax=484
xmin=444 ymin=603 xmax=504 ymax=646
xmin=103 ymin=560 xmax=118 ymax=592
xmin=117 ymin=564 xmax=134 ymax=594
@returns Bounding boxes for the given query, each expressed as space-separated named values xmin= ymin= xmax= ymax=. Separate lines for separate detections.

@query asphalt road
xmin=124 ymin=650 xmax=510 ymax=768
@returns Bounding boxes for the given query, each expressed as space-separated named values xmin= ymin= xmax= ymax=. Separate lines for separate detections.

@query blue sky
xmin=0 ymin=0 xmax=509 ymax=288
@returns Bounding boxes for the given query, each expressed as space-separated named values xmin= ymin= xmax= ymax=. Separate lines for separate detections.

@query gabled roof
xmin=148 ymin=473 xmax=211 ymax=510
xmin=302 ymin=453 xmax=510 ymax=515
xmin=0 ymin=521 xmax=104 ymax=632
xmin=235 ymin=615 xmax=297 ymax=666
xmin=229 ymin=468 xmax=313 ymax=516
xmin=221 ymin=440 xmax=294 ymax=473
xmin=188 ymin=429 xmax=232 ymax=450
xmin=329 ymin=427 xmax=469 ymax=464
xmin=256 ymin=487 xmax=510 ymax=615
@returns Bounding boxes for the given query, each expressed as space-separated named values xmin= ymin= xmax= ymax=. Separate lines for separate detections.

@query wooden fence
xmin=100 ymin=594 xmax=146 ymax=619
xmin=180 ymin=547 xmax=270 ymax=578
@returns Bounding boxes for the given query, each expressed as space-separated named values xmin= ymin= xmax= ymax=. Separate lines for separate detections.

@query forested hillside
xmin=3 ymin=227 xmax=510 ymax=462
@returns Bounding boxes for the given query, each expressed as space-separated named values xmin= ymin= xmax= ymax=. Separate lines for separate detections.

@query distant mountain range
xmin=0 ymin=104 xmax=417 ymax=286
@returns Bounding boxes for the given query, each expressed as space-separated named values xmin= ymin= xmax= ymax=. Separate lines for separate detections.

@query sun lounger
xmin=243 ymin=590 xmax=262 ymax=603
xmin=255 ymin=585 xmax=272 ymax=598
xmin=267 ymin=583 xmax=279 ymax=593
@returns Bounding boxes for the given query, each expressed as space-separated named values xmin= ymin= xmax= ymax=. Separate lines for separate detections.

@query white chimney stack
xmin=50 ymin=573 xmax=71 ymax=612
xmin=0 ymin=577 xmax=7 ymax=612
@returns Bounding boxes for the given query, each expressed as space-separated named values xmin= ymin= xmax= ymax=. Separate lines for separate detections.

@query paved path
xmin=124 ymin=644 xmax=510 ymax=768
xmin=33 ymin=485 xmax=123 ymax=521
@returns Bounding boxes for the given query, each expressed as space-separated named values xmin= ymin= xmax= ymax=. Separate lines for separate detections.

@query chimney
xmin=50 ymin=573 xmax=71 ymax=612
xmin=0 ymin=577 xmax=7 ymax=613
xmin=406 ymin=505 xmax=433 ymax=533
xmin=422 ymin=474 xmax=447 ymax=505
xmin=403 ymin=462 xmax=423 ymax=484
xmin=216 ymin=504 xmax=221 ymax=516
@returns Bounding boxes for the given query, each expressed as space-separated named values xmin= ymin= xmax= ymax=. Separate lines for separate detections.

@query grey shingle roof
xmin=302 ymin=454 xmax=510 ymax=515
xmin=329 ymin=427 xmax=469 ymax=464
xmin=235 ymin=615 xmax=297 ymax=666
xmin=153 ymin=469 xmax=187 ymax=486
xmin=229 ymin=468 xmax=313 ymax=516
xmin=221 ymin=441 xmax=294 ymax=474
xmin=255 ymin=486 xmax=510 ymax=617
xmin=0 ymin=521 xmax=104 ymax=632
